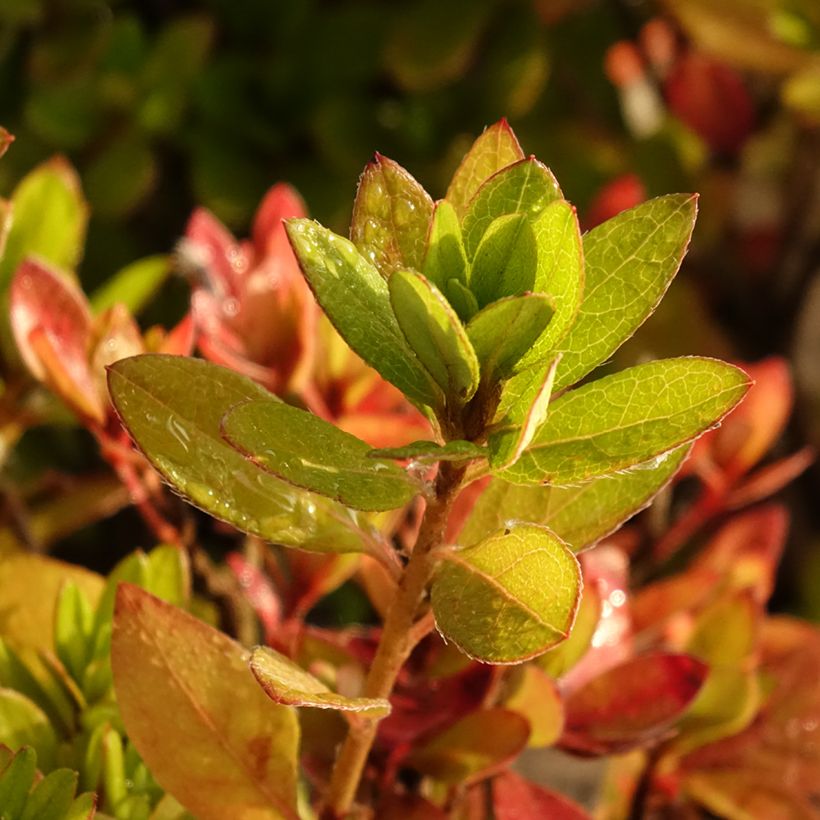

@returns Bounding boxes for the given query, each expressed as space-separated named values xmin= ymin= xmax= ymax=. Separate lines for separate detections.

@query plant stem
xmin=323 ymin=462 xmax=466 ymax=817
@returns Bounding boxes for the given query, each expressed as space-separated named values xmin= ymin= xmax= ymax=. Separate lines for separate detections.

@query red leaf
xmin=562 ymin=652 xmax=708 ymax=754
xmin=585 ymin=174 xmax=646 ymax=229
xmin=252 ymin=183 xmax=306 ymax=258
xmin=226 ymin=552 xmax=281 ymax=644
xmin=493 ymin=771 xmax=591 ymax=820
xmin=10 ymin=258 xmax=104 ymax=422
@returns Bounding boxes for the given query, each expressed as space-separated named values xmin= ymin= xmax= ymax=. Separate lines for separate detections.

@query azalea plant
xmin=0 ymin=118 xmax=817 ymax=820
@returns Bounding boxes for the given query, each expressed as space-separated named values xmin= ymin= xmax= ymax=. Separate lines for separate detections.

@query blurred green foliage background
xmin=2 ymin=0 xmax=820 ymax=615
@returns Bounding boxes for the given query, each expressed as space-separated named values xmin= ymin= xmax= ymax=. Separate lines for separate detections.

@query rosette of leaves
xmin=0 ymin=546 xmax=194 ymax=819
xmin=107 ymin=120 xmax=749 ymax=818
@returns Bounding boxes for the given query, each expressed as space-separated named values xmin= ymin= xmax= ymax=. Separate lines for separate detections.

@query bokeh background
xmin=1 ymin=0 xmax=820 ymax=615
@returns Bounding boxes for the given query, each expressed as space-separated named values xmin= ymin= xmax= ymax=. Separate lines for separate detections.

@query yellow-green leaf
xmin=423 ymin=200 xmax=468 ymax=294
xmin=112 ymin=585 xmax=300 ymax=820
xmin=431 ymin=524 xmax=581 ymax=664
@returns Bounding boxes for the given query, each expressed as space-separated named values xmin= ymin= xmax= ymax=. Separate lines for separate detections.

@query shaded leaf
xmin=112 ymin=585 xmax=300 ymax=820
xmin=222 ymin=399 xmax=419 ymax=512
xmin=461 ymin=157 xmax=562 ymax=259
xmin=466 ymin=293 xmax=553 ymax=383
xmin=406 ymin=708 xmax=529 ymax=784
xmin=21 ymin=768 xmax=78 ymax=820
xmin=445 ymin=278 xmax=479 ymax=322
xmin=502 ymin=357 xmax=750 ymax=486
xmin=250 ymin=646 xmax=390 ymax=716
xmin=0 ymin=157 xmax=88 ymax=288
xmin=504 ymin=665 xmax=564 ymax=747
xmin=460 ymin=446 xmax=688 ymax=550
xmin=389 ymin=269 xmax=479 ymax=403
xmin=493 ymin=770 xmax=591 ymax=819
xmin=553 ymin=194 xmax=698 ymax=392
xmin=370 ymin=439 xmax=486 ymax=463
xmin=109 ymin=355 xmax=381 ymax=553
xmin=422 ymin=200 xmax=468 ymax=293
xmin=0 ymin=690 xmax=57 ymax=770
xmin=432 ymin=524 xmax=581 ymax=663
xmin=350 ymin=154 xmax=433 ymax=277
xmin=90 ymin=255 xmax=170 ymax=316
xmin=562 ymin=652 xmax=707 ymax=754
xmin=446 ymin=119 xmax=525 ymax=218
xmin=285 ymin=219 xmax=441 ymax=408
xmin=0 ymin=745 xmax=37 ymax=818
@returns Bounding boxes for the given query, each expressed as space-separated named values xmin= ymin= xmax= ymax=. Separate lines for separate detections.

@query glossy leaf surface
xmin=350 ymin=154 xmax=433 ymax=277
xmin=432 ymin=524 xmax=581 ymax=663
xmin=285 ymin=219 xmax=441 ymax=408
xmin=389 ymin=269 xmax=479 ymax=403
xmin=222 ymin=399 xmax=419 ymax=512
xmin=109 ymin=354 xmax=379 ymax=553
xmin=502 ymin=358 xmax=750 ymax=485
xmin=250 ymin=647 xmax=390 ymax=716
xmin=445 ymin=119 xmax=524 ymax=218
xmin=112 ymin=585 xmax=299 ymax=820
xmin=369 ymin=439 xmax=486 ymax=463
xmin=422 ymin=200 xmax=468 ymax=293
xmin=553 ymin=194 xmax=698 ymax=392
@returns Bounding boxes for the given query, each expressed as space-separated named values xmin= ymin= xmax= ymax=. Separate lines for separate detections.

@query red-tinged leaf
xmin=156 ymin=313 xmax=196 ymax=356
xmin=726 ymin=446 xmax=814 ymax=509
xmin=112 ymin=585 xmax=300 ymax=820
xmin=446 ymin=119 xmax=525 ymax=218
xmin=493 ymin=770 xmax=591 ymax=820
xmin=405 ymin=708 xmax=530 ymax=784
xmin=585 ymin=173 xmax=646 ymax=230
xmin=251 ymin=183 xmax=306 ymax=258
xmin=0 ymin=128 xmax=13 ymax=159
xmin=561 ymin=653 xmax=707 ymax=755
xmin=89 ymin=304 xmax=145 ymax=398
xmin=350 ymin=153 xmax=434 ymax=277
xmin=378 ymin=793 xmax=448 ymax=819
xmin=504 ymin=664 xmax=564 ymax=747
xmin=181 ymin=207 xmax=244 ymax=299
xmin=226 ymin=552 xmax=282 ymax=644
xmin=631 ymin=569 xmax=717 ymax=635
xmin=10 ymin=259 xmax=104 ymax=422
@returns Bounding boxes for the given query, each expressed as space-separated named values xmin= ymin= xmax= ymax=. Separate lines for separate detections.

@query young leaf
xmin=108 ymin=354 xmax=381 ymax=554
xmin=469 ymin=214 xmax=537 ymax=308
xmin=446 ymin=119 xmax=525 ymax=218
xmin=562 ymin=652 xmax=707 ymax=754
xmin=0 ymin=691 xmax=57 ymax=770
xmin=466 ymin=293 xmax=553 ymax=383
xmin=0 ymin=157 xmax=88 ymax=288
xmin=553 ymin=194 xmax=698 ymax=392
xmin=66 ymin=792 xmax=96 ymax=820
xmin=422 ymin=200 xmax=468 ymax=293
xmin=389 ymin=269 xmax=480 ymax=403
xmin=112 ymin=585 xmax=300 ymax=820
xmin=461 ymin=157 xmax=562 ymax=258
xmin=221 ymin=399 xmax=420 ymax=512
xmin=445 ymin=278 xmax=478 ymax=322
xmin=285 ymin=219 xmax=441 ymax=408
xmin=350 ymin=154 xmax=433 ymax=277
xmin=460 ymin=446 xmax=689 ymax=551
xmin=502 ymin=357 xmax=750 ymax=486
xmin=54 ymin=583 xmax=94 ymax=684
xmin=0 ymin=746 xmax=37 ymax=818
xmin=488 ymin=356 xmax=559 ymax=470
xmin=431 ymin=524 xmax=582 ymax=664
xmin=369 ymin=439 xmax=486 ymax=463
xmin=405 ymin=708 xmax=530 ymax=784
xmin=250 ymin=647 xmax=390 ymax=717
xmin=90 ymin=255 xmax=171 ymax=316
xmin=20 ymin=768 xmax=78 ymax=820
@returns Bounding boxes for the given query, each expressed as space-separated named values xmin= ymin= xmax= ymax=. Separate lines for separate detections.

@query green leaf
xmin=461 ymin=446 xmax=689 ymax=551
xmin=145 ymin=544 xmax=190 ymax=609
xmin=466 ymin=294 xmax=553 ymax=383
xmin=285 ymin=219 xmax=441 ymax=409
xmin=431 ymin=524 xmax=581 ymax=664
xmin=469 ymin=214 xmax=537 ymax=308
xmin=0 ymin=691 xmax=57 ymax=771
xmin=538 ymin=584 xmax=601 ymax=678
xmin=502 ymin=357 xmax=750 ymax=486
xmin=112 ymin=585 xmax=300 ymax=820
xmin=406 ymin=708 xmax=530 ymax=784
xmin=504 ymin=665 xmax=564 ymax=747
xmin=422 ymin=200 xmax=468 ymax=293
xmin=90 ymin=255 xmax=170 ymax=315
xmin=0 ymin=158 xmax=88 ymax=289
xmin=66 ymin=792 xmax=96 ymax=820
xmin=369 ymin=439 xmax=486 ymax=464
xmin=350 ymin=154 xmax=433 ymax=278
xmin=445 ymin=278 xmax=478 ymax=322
xmin=389 ymin=269 xmax=479 ymax=404
xmin=0 ymin=746 xmax=37 ymax=818
xmin=488 ymin=356 xmax=559 ymax=470
xmin=250 ymin=647 xmax=390 ymax=717
xmin=54 ymin=583 xmax=94 ymax=684
xmin=108 ymin=354 xmax=381 ymax=554
xmin=446 ymin=119 xmax=525 ymax=218
xmin=20 ymin=768 xmax=78 ymax=820
xmin=553 ymin=194 xmax=698 ymax=392
xmin=221 ymin=399 xmax=419 ymax=512
xmin=461 ymin=157 xmax=562 ymax=259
